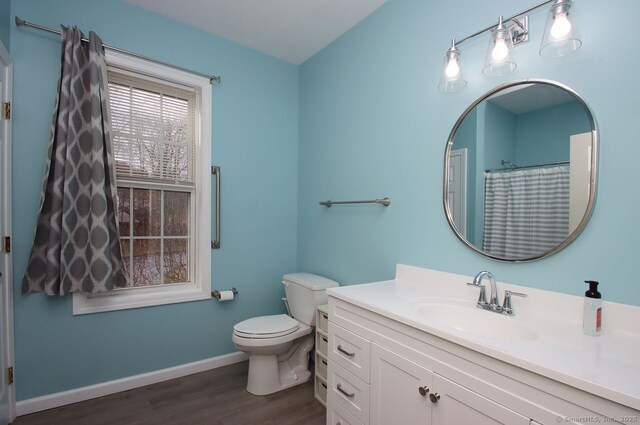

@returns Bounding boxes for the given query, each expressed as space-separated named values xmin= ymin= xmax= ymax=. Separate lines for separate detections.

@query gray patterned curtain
xmin=22 ymin=26 xmax=126 ymax=295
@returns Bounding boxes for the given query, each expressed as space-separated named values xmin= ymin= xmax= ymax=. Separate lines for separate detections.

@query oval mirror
xmin=444 ymin=80 xmax=598 ymax=262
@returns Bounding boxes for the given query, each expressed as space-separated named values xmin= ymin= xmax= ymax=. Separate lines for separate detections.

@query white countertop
xmin=327 ymin=264 xmax=640 ymax=411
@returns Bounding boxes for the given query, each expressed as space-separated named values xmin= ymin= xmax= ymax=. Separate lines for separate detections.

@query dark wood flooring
xmin=13 ymin=361 xmax=326 ymax=425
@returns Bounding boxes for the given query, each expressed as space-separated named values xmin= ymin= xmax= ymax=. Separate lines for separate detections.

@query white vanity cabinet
xmin=326 ymin=295 xmax=637 ymax=425
xmin=430 ymin=374 xmax=530 ymax=425
xmin=369 ymin=343 xmax=432 ymax=425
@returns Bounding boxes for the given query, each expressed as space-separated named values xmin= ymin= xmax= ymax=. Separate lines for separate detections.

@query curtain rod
xmin=485 ymin=160 xmax=570 ymax=173
xmin=15 ymin=16 xmax=221 ymax=85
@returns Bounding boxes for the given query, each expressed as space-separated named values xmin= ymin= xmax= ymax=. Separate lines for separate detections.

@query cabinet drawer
xmin=316 ymin=353 xmax=328 ymax=380
xmin=329 ymin=322 xmax=371 ymax=383
xmin=328 ymin=360 xmax=370 ymax=424
xmin=318 ymin=310 xmax=329 ymax=334
xmin=314 ymin=376 xmax=327 ymax=407
xmin=316 ymin=332 xmax=329 ymax=356
xmin=327 ymin=396 xmax=365 ymax=425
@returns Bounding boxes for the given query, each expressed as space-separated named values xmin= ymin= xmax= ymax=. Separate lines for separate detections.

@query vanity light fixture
xmin=540 ymin=0 xmax=582 ymax=57
xmin=439 ymin=0 xmax=581 ymax=93
xmin=439 ymin=39 xmax=467 ymax=93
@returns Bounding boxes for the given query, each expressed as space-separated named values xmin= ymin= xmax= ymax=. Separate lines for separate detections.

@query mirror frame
xmin=443 ymin=79 xmax=599 ymax=262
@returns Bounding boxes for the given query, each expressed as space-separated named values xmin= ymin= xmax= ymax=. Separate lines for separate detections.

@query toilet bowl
xmin=232 ymin=273 xmax=339 ymax=395
xmin=233 ymin=314 xmax=314 ymax=395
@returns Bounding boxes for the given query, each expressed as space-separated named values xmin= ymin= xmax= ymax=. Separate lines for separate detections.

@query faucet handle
xmin=502 ymin=290 xmax=527 ymax=314
xmin=467 ymin=282 xmax=488 ymax=306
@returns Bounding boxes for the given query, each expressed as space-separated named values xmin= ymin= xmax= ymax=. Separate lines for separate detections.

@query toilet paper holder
xmin=211 ymin=287 xmax=238 ymax=300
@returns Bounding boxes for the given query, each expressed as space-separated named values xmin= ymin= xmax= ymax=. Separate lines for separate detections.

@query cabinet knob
xmin=429 ymin=393 xmax=441 ymax=403
xmin=418 ymin=386 xmax=430 ymax=396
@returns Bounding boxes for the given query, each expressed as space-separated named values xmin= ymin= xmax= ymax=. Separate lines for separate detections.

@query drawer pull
xmin=321 ymin=382 xmax=327 ymax=389
xmin=418 ymin=386 xmax=430 ymax=396
xmin=336 ymin=383 xmax=355 ymax=399
xmin=322 ymin=336 xmax=328 ymax=343
xmin=429 ymin=392 xmax=441 ymax=404
xmin=337 ymin=344 xmax=355 ymax=358
xmin=322 ymin=359 xmax=327 ymax=366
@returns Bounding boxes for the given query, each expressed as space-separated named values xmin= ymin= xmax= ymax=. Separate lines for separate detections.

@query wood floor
xmin=13 ymin=361 xmax=326 ymax=425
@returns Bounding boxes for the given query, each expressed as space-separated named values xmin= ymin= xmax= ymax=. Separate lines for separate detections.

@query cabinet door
xmin=431 ymin=374 xmax=530 ymax=425
xmin=370 ymin=343 xmax=433 ymax=425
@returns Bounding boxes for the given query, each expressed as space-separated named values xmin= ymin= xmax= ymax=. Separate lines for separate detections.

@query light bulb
xmin=492 ymin=37 xmax=509 ymax=61
xmin=445 ymin=57 xmax=460 ymax=78
xmin=550 ymin=12 xmax=572 ymax=39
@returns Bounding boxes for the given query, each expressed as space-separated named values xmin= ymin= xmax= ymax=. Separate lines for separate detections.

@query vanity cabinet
xmin=326 ymin=296 xmax=636 ymax=425
xmin=370 ymin=343 xmax=432 ymax=425
xmin=430 ymin=374 xmax=529 ymax=425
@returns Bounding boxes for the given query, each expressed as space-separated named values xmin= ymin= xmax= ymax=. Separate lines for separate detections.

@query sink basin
xmin=417 ymin=302 xmax=538 ymax=342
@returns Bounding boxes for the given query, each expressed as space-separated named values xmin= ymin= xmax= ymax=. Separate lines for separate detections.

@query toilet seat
xmin=233 ymin=314 xmax=300 ymax=339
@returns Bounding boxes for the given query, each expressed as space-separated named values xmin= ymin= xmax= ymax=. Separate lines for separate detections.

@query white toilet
xmin=232 ymin=273 xmax=339 ymax=395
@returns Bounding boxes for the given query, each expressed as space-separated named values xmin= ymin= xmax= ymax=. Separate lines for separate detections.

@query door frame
xmin=449 ymin=148 xmax=467 ymax=238
xmin=0 ymin=40 xmax=16 ymax=423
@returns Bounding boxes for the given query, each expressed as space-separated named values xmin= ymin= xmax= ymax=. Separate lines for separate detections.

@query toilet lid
xmin=234 ymin=314 xmax=300 ymax=339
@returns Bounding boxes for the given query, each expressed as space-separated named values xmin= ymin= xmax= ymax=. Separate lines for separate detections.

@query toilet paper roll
xmin=217 ymin=290 xmax=235 ymax=301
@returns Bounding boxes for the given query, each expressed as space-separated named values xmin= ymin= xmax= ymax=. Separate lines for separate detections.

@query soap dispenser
xmin=583 ymin=280 xmax=602 ymax=337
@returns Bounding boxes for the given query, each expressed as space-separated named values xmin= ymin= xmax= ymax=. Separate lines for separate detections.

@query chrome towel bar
xmin=320 ymin=198 xmax=390 ymax=208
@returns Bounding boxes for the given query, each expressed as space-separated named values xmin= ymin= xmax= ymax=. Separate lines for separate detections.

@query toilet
xmin=232 ymin=273 xmax=339 ymax=395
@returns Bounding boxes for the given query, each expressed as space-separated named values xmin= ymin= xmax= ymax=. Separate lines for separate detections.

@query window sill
xmin=72 ymin=284 xmax=211 ymax=315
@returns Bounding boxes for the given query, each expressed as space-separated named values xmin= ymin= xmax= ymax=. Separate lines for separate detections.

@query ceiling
xmin=123 ymin=0 xmax=388 ymax=65
xmin=489 ymin=84 xmax=578 ymax=114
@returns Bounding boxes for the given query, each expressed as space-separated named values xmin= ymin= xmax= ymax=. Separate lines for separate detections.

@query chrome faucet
xmin=467 ymin=271 xmax=527 ymax=316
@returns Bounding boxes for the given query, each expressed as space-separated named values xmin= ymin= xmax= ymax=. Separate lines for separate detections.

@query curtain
xmin=22 ymin=26 xmax=126 ymax=295
xmin=482 ymin=166 xmax=570 ymax=259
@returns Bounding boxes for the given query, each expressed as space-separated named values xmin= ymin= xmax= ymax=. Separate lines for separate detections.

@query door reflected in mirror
xmin=444 ymin=80 xmax=597 ymax=261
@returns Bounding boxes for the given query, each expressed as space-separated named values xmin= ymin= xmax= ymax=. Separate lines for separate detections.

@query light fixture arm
xmin=454 ymin=0 xmax=554 ymax=47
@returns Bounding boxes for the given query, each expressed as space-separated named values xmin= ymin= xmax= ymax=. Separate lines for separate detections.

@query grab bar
xmin=211 ymin=166 xmax=221 ymax=249
xmin=319 ymin=198 xmax=390 ymax=208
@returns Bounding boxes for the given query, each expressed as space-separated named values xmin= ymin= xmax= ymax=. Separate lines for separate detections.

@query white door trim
xmin=449 ymin=148 xmax=467 ymax=238
xmin=0 ymin=40 xmax=15 ymax=423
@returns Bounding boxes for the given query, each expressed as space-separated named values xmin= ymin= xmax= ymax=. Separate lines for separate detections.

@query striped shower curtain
xmin=482 ymin=166 xmax=570 ymax=259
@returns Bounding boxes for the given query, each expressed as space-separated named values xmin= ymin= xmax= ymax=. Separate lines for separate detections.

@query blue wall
xmin=483 ymin=101 xmax=516 ymax=171
xmin=515 ymin=100 xmax=591 ymax=165
xmin=0 ymin=0 xmax=9 ymax=51
xmin=298 ymin=0 xmax=640 ymax=307
xmin=10 ymin=0 xmax=298 ymax=400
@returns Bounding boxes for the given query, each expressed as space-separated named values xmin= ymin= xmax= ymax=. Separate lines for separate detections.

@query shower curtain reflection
xmin=482 ymin=166 xmax=570 ymax=259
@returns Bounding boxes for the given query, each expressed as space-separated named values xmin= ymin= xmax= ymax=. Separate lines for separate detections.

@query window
xmin=73 ymin=51 xmax=211 ymax=315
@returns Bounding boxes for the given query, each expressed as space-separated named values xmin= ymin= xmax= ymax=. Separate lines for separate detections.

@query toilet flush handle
xmin=281 ymin=297 xmax=291 ymax=316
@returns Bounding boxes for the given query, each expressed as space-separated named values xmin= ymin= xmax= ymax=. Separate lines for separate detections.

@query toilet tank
xmin=282 ymin=273 xmax=339 ymax=326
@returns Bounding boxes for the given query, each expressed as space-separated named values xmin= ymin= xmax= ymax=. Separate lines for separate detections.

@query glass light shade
xmin=540 ymin=0 xmax=582 ymax=57
xmin=439 ymin=44 xmax=467 ymax=93
xmin=483 ymin=26 xmax=516 ymax=77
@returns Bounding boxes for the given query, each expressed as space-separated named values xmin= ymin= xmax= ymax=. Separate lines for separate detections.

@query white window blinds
xmin=107 ymin=70 xmax=196 ymax=186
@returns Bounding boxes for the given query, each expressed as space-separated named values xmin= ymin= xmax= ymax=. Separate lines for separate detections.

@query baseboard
xmin=16 ymin=351 xmax=249 ymax=416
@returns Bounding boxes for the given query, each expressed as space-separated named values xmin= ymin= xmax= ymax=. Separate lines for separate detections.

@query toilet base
xmin=246 ymin=334 xmax=314 ymax=395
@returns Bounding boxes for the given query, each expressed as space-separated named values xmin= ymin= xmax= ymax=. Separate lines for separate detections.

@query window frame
xmin=72 ymin=51 xmax=212 ymax=315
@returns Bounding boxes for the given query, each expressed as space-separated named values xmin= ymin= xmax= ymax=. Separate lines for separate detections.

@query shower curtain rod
xmin=485 ymin=160 xmax=569 ymax=173
xmin=15 ymin=16 xmax=222 ymax=84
